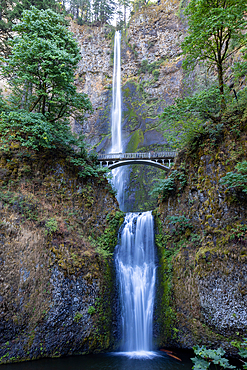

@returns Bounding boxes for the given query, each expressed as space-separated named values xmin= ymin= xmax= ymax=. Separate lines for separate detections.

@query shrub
xmin=87 ymin=306 xmax=96 ymax=315
xmin=149 ymin=168 xmax=187 ymax=200
xmin=191 ymin=345 xmax=236 ymax=370
xmin=220 ymin=161 xmax=247 ymax=194
xmin=167 ymin=215 xmax=193 ymax=236
xmin=152 ymin=69 xmax=160 ymax=81
xmin=232 ymin=337 xmax=247 ymax=369
xmin=45 ymin=218 xmax=58 ymax=235
xmin=73 ymin=312 xmax=83 ymax=323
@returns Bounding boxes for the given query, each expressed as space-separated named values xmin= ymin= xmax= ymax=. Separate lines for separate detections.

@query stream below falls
xmin=0 ymin=351 xmax=193 ymax=370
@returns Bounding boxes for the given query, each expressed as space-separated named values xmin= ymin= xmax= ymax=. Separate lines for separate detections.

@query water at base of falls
xmin=115 ymin=211 xmax=156 ymax=357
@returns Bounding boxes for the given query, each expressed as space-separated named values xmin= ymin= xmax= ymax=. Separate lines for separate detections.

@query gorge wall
xmin=0 ymin=149 xmax=124 ymax=364
xmin=154 ymin=114 xmax=247 ymax=354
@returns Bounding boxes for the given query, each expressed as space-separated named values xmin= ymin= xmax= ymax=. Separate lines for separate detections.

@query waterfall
xmin=111 ymin=31 xmax=122 ymax=154
xmin=115 ymin=211 xmax=156 ymax=356
xmin=110 ymin=30 xmax=126 ymax=210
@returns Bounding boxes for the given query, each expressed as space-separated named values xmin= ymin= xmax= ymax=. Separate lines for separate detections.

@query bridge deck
xmin=97 ymin=151 xmax=176 ymax=171
xmin=98 ymin=151 xmax=176 ymax=161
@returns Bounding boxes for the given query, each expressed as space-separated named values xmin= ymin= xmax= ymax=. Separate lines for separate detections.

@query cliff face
xmin=71 ymin=0 xmax=184 ymax=154
xmin=154 ymin=115 xmax=247 ymax=354
xmin=70 ymin=1 xmax=185 ymax=211
xmin=0 ymin=149 xmax=123 ymax=364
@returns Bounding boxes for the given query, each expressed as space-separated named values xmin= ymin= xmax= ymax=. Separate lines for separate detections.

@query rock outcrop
xmin=0 ymin=149 xmax=123 ymax=364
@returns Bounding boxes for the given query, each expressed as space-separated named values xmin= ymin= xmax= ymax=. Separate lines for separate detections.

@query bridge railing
xmin=98 ymin=151 xmax=177 ymax=160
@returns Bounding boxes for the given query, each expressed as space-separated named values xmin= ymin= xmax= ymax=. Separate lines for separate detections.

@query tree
xmin=118 ymin=0 xmax=131 ymax=26
xmin=92 ymin=0 xmax=115 ymax=24
xmin=0 ymin=7 xmax=92 ymax=151
xmin=181 ymin=0 xmax=247 ymax=108
xmin=0 ymin=0 xmax=59 ymax=57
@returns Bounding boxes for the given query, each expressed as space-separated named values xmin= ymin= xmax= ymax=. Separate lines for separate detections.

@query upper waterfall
xmin=111 ymin=31 xmax=122 ymax=154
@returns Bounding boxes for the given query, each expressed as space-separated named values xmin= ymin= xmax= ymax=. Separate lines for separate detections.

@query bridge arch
xmin=108 ymin=159 xmax=170 ymax=171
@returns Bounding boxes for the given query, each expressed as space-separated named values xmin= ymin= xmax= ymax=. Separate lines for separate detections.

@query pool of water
xmin=0 ymin=350 xmax=193 ymax=370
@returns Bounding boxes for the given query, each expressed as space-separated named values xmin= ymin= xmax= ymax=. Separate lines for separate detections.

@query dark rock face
xmin=155 ymin=126 xmax=247 ymax=354
xmin=198 ymin=264 xmax=247 ymax=334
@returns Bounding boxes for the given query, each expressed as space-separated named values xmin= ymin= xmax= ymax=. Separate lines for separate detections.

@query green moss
xmin=153 ymin=211 xmax=180 ymax=346
xmin=126 ymin=130 xmax=144 ymax=152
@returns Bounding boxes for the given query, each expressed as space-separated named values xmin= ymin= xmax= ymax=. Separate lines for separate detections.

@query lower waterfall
xmin=115 ymin=211 xmax=156 ymax=356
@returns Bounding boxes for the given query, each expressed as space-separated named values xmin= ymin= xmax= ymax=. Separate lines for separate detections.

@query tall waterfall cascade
xmin=115 ymin=211 xmax=157 ymax=357
xmin=111 ymin=32 xmax=157 ymax=357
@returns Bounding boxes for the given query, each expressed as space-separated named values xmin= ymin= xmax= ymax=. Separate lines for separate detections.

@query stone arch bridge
xmin=98 ymin=151 xmax=177 ymax=171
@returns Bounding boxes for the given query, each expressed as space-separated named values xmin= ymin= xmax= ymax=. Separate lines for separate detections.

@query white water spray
xmin=115 ymin=212 xmax=156 ymax=356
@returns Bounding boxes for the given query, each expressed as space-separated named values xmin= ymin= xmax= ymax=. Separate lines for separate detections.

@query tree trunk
xmin=217 ymin=62 xmax=226 ymax=111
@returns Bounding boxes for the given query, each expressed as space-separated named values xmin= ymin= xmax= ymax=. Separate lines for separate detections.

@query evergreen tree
xmin=92 ymin=0 xmax=115 ymax=24
xmin=0 ymin=0 xmax=59 ymax=56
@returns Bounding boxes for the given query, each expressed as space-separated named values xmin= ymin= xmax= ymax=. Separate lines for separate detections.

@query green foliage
xmin=0 ymin=110 xmax=74 ymax=152
xmin=73 ymin=311 xmax=83 ymax=322
xmin=150 ymin=168 xmax=187 ymax=199
xmin=87 ymin=306 xmax=96 ymax=315
xmin=89 ymin=211 xmax=124 ymax=260
xmin=160 ymin=86 xmax=225 ymax=149
xmin=0 ymin=0 xmax=59 ymax=57
xmin=92 ymin=0 xmax=115 ymax=24
xmin=190 ymin=233 xmax=202 ymax=246
xmin=182 ymin=0 xmax=247 ymax=98
xmin=0 ymin=8 xmax=109 ymax=180
xmin=45 ymin=218 xmax=58 ymax=235
xmin=0 ymin=191 xmax=40 ymax=221
xmin=152 ymin=69 xmax=160 ymax=81
xmin=1 ymin=7 xmax=92 ymax=124
xmin=228 ymin=224 xmax=247 ymax=243
xmin=220 ymin=161 xmax=247 ymax=195
xmin=150 ymin=173 xmax=176 ymax=198
xmin=232 ymin=338 xmax=247 ymax=369
xmin=167 ymin=214 xmax=193 ymax=236
xmin=138 ymin=59 xmax=162 ymax=75
xmin=191 ymin=345 xmax=236 ymax=370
